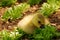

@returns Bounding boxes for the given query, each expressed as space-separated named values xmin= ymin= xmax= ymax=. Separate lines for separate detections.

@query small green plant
xmin=40 ymin=3 xmax=56 ymax=17
xmin=47 ymin=0 xmax=60 ymax=5
xmin=40 ymin=0 xmax=60 ymax=17
xmin=2 ymin=3 xmax=30 ymax=21
xmin=28 ymin=0 xmax=41 ymax=6
xmin=32 ymin=25 xmax=56 ymax=40
xmin=0 ymin=29 xmax=22 ymax=40
xmin=0 ymin=0 xmax=17 ymax=7
xmin=47 ymin=0 xmax=60 ymax=9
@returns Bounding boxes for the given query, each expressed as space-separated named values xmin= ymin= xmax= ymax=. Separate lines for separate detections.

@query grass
xmin=40 ymin=0 xmax=60 ymax=17
xmin=0 ymin=0 xmax=17 ymax=7
xmin=2 ymin=3 xmax=30 ymax=21
xmin=28 ymin=0 xmax=42 ymax=6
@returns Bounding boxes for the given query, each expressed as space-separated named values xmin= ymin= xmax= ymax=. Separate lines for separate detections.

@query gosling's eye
xmin=38 ymin=21 xmax=41 ymax=24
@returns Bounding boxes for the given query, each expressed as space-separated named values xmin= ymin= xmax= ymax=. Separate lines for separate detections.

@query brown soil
xmin=49 ymin=10 xmax=60 ymax=30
